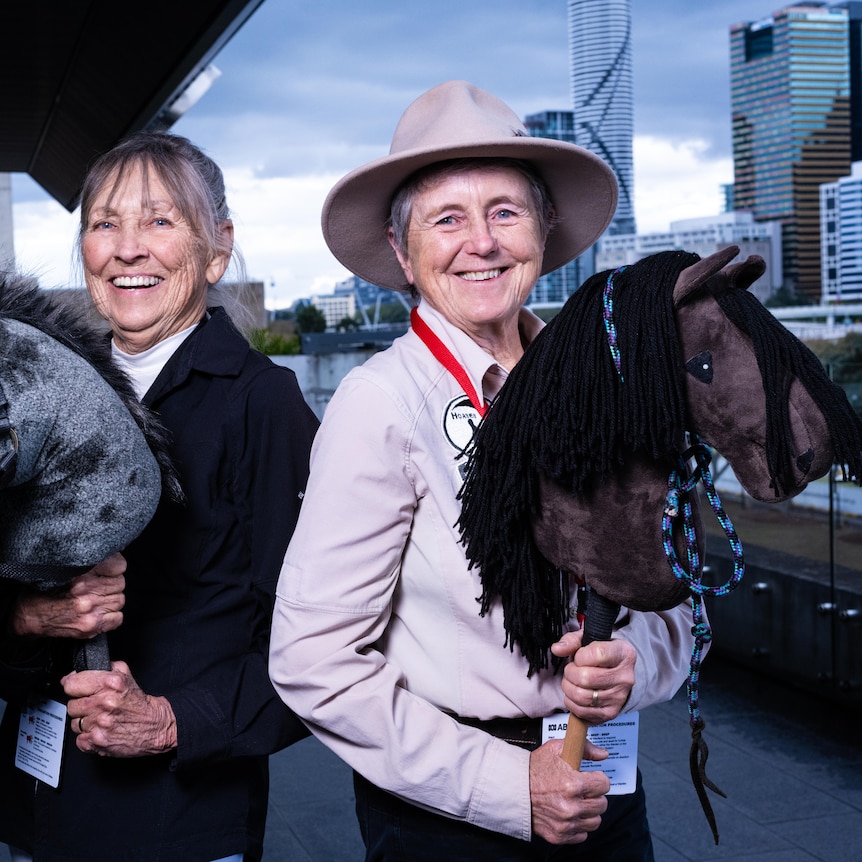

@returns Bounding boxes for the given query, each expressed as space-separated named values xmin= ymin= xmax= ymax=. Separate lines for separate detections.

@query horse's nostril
xmin=796 ymin=448 xmax=815 ymax=473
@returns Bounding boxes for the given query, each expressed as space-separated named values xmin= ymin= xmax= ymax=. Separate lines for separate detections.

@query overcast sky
xmin=11 ymin=0 xmax=777 ymax=308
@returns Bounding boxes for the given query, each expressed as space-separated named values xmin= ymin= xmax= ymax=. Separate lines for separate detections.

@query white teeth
xmin=460 ymin=269 xmax=502 ymax=281
xmin=112 ymin=276 xmax=163 ymax=288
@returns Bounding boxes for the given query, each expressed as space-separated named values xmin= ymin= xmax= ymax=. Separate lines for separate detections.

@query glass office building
xmin=821 ymin=161 xmax=862 ymax=301
xmin=524 ymin=110 xmax=592 ymax=303
xmin=731 ymin=5 xmax=851 ymax=301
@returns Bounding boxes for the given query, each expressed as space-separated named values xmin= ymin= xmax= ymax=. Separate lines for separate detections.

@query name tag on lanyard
xmin=15 ymin=695 xmax=67 ymax=788
xmin=542 ymin=711 xmax=639 ymax=795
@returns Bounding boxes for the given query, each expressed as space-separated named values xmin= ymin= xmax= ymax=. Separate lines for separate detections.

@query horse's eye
xmin=685 ymin=351 xmax=713 ymax=384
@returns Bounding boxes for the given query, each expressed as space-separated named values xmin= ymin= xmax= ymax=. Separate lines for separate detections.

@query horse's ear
xmin=721 ymin=254 xmax=767 ymax=292
xmin=673 ymin=246 xmax=741 ymax=306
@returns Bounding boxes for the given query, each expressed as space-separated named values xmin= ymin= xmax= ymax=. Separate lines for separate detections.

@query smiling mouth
xmin=112 ymin=276 xmax=164 ymax=288
xmin=458 ymin=268 xmax=504 ymax=281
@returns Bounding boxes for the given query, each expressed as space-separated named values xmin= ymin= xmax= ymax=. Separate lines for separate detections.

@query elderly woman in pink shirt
xmin=269 ymin=81 xmax=696 ymax=861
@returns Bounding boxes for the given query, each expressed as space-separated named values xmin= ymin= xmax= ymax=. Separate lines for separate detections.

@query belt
xmin=452 ymin=714 xmax=542 ymax=751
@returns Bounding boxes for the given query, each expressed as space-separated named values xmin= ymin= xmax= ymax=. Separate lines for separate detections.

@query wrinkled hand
xmin=62 ymin=660 xmax=177 ymax=758
xmin=551 ymin=630 xmax=636 ymax=723
xmin=530 ymin=739 xmax=611 ymax=843
xmin=10 ymin=553 xmax=126 ymax=639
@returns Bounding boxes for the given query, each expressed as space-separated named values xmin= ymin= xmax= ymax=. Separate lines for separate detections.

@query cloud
xmin=631 ymin=0 xmax=758 ymax=159
xmin=224 ymin=168 xmax=350 ymax=306
xmin=12 ymin=193 xmax=79 ymax=288
xmin=633 ymin=135 xmax=733 ymax=233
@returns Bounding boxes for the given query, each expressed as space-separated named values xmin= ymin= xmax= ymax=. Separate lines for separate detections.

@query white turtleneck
xmin=111 ymin=323 xmax=199 ymax=400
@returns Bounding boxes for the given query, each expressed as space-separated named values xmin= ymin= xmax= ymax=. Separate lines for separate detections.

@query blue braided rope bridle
xmin=603 ymin=265 xmax=746 ymax=844
xmin=602 ymin=265 xmax=626 ymax=380
xmin=662 ymin=441 xmax=744 ymax=725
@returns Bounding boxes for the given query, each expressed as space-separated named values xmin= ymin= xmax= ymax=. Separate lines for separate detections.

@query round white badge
xmin=442 ymin=395 xmax=485 ymax=453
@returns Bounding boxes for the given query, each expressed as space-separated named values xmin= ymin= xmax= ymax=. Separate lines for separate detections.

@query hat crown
xmin=322 ymin=80 xmax=618 ymax=292
xmin=390 ymin=81 xmax=527 ymax=156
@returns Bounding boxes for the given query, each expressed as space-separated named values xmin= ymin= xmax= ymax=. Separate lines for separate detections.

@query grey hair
xmin=76 ymin=131 xmax=253 ymax=327
xmin=387 ymin=158 xmax=559 ymax=264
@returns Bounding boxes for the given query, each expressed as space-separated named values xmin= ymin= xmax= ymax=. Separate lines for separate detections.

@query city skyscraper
xmin=821 ymin=161 xmax=862 ymax=301
xmin=568 ymin=0 xmax=635 ymax=236
xmin=730 ymin=4 xmax=851 ymax=301
xmin=524 ymin=110 xmax=592 ymax=302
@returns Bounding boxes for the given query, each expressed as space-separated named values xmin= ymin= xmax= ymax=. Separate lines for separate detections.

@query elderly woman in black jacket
xmin=0 ymin=131 xmax=318 ymax=862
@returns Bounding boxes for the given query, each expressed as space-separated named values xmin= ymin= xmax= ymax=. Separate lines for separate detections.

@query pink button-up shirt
xmin=270 ymin=301 xmax=695 ymax=840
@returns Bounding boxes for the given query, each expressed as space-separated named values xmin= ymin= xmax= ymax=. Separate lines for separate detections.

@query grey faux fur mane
xmin=0 ymin=272 xmax=179 ymax=500
xmin=1 ymin=272 xmax=180 ymax=589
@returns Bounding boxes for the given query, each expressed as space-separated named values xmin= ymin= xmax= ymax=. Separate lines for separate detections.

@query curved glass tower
xmin=568 ymin=0 xmax=635 ymax=236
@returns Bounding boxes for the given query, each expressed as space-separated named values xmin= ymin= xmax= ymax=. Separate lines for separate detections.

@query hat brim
xmin=322 ymin=137 xmax=619 ymax=293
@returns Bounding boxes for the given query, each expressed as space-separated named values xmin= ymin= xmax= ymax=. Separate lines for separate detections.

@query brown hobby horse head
xmin=458 ymin=246 xmax=862 ymax=671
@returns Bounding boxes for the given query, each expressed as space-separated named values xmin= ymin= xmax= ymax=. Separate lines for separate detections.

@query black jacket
xmin=0 ymin=309 xmax=319 ymax=860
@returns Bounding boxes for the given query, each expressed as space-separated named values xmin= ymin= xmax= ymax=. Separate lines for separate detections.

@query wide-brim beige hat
xmin=322 ymin=80 xmax=619 ymax=292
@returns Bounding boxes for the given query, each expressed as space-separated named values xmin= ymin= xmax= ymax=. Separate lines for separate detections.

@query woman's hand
xmin=551 ymin=630 xmax=636 ymax=723
xmin=63 ymin=660 xmax=177 ymax=757
xmin=529 ymin=739 xmax=610 ymax=843
xmin=10 ymin=553 xmax=126 ymax=639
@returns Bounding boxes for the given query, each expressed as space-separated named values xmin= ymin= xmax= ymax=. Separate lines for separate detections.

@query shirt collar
xmin=413 ymin=300 xmax=545 ymax=404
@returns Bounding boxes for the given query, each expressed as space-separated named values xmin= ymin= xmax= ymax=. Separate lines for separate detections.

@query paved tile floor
xmin=1 ymin=655 xmax=856 ymax=860
xmin=265 ymin=492 xmax=862 ymax=859
xmin=263 ymin=656 xmax=862 ymax=861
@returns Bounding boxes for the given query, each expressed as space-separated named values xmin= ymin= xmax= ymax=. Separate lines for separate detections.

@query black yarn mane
xmin=459 ymin=248 xmax=862 ymax=675
xmin=710 ymin=285 xmax=862 ymax=492
xmin=0 ymin=272 xmax=181 ymax=501
xmin=457 ymin=251 xmax=699 ymax=675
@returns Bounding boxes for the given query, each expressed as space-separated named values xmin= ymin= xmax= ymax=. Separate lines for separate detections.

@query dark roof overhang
xmin=1 ymin=0 xmax=264 ymax=211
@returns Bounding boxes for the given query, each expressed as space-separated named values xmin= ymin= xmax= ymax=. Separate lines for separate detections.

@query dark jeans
xmin=354 ymin=769 xmax=654 ymax=862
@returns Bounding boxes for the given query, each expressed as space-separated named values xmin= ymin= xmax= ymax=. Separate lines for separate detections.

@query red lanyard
xmin=410 ymin=307 xmax=487 ymax=417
